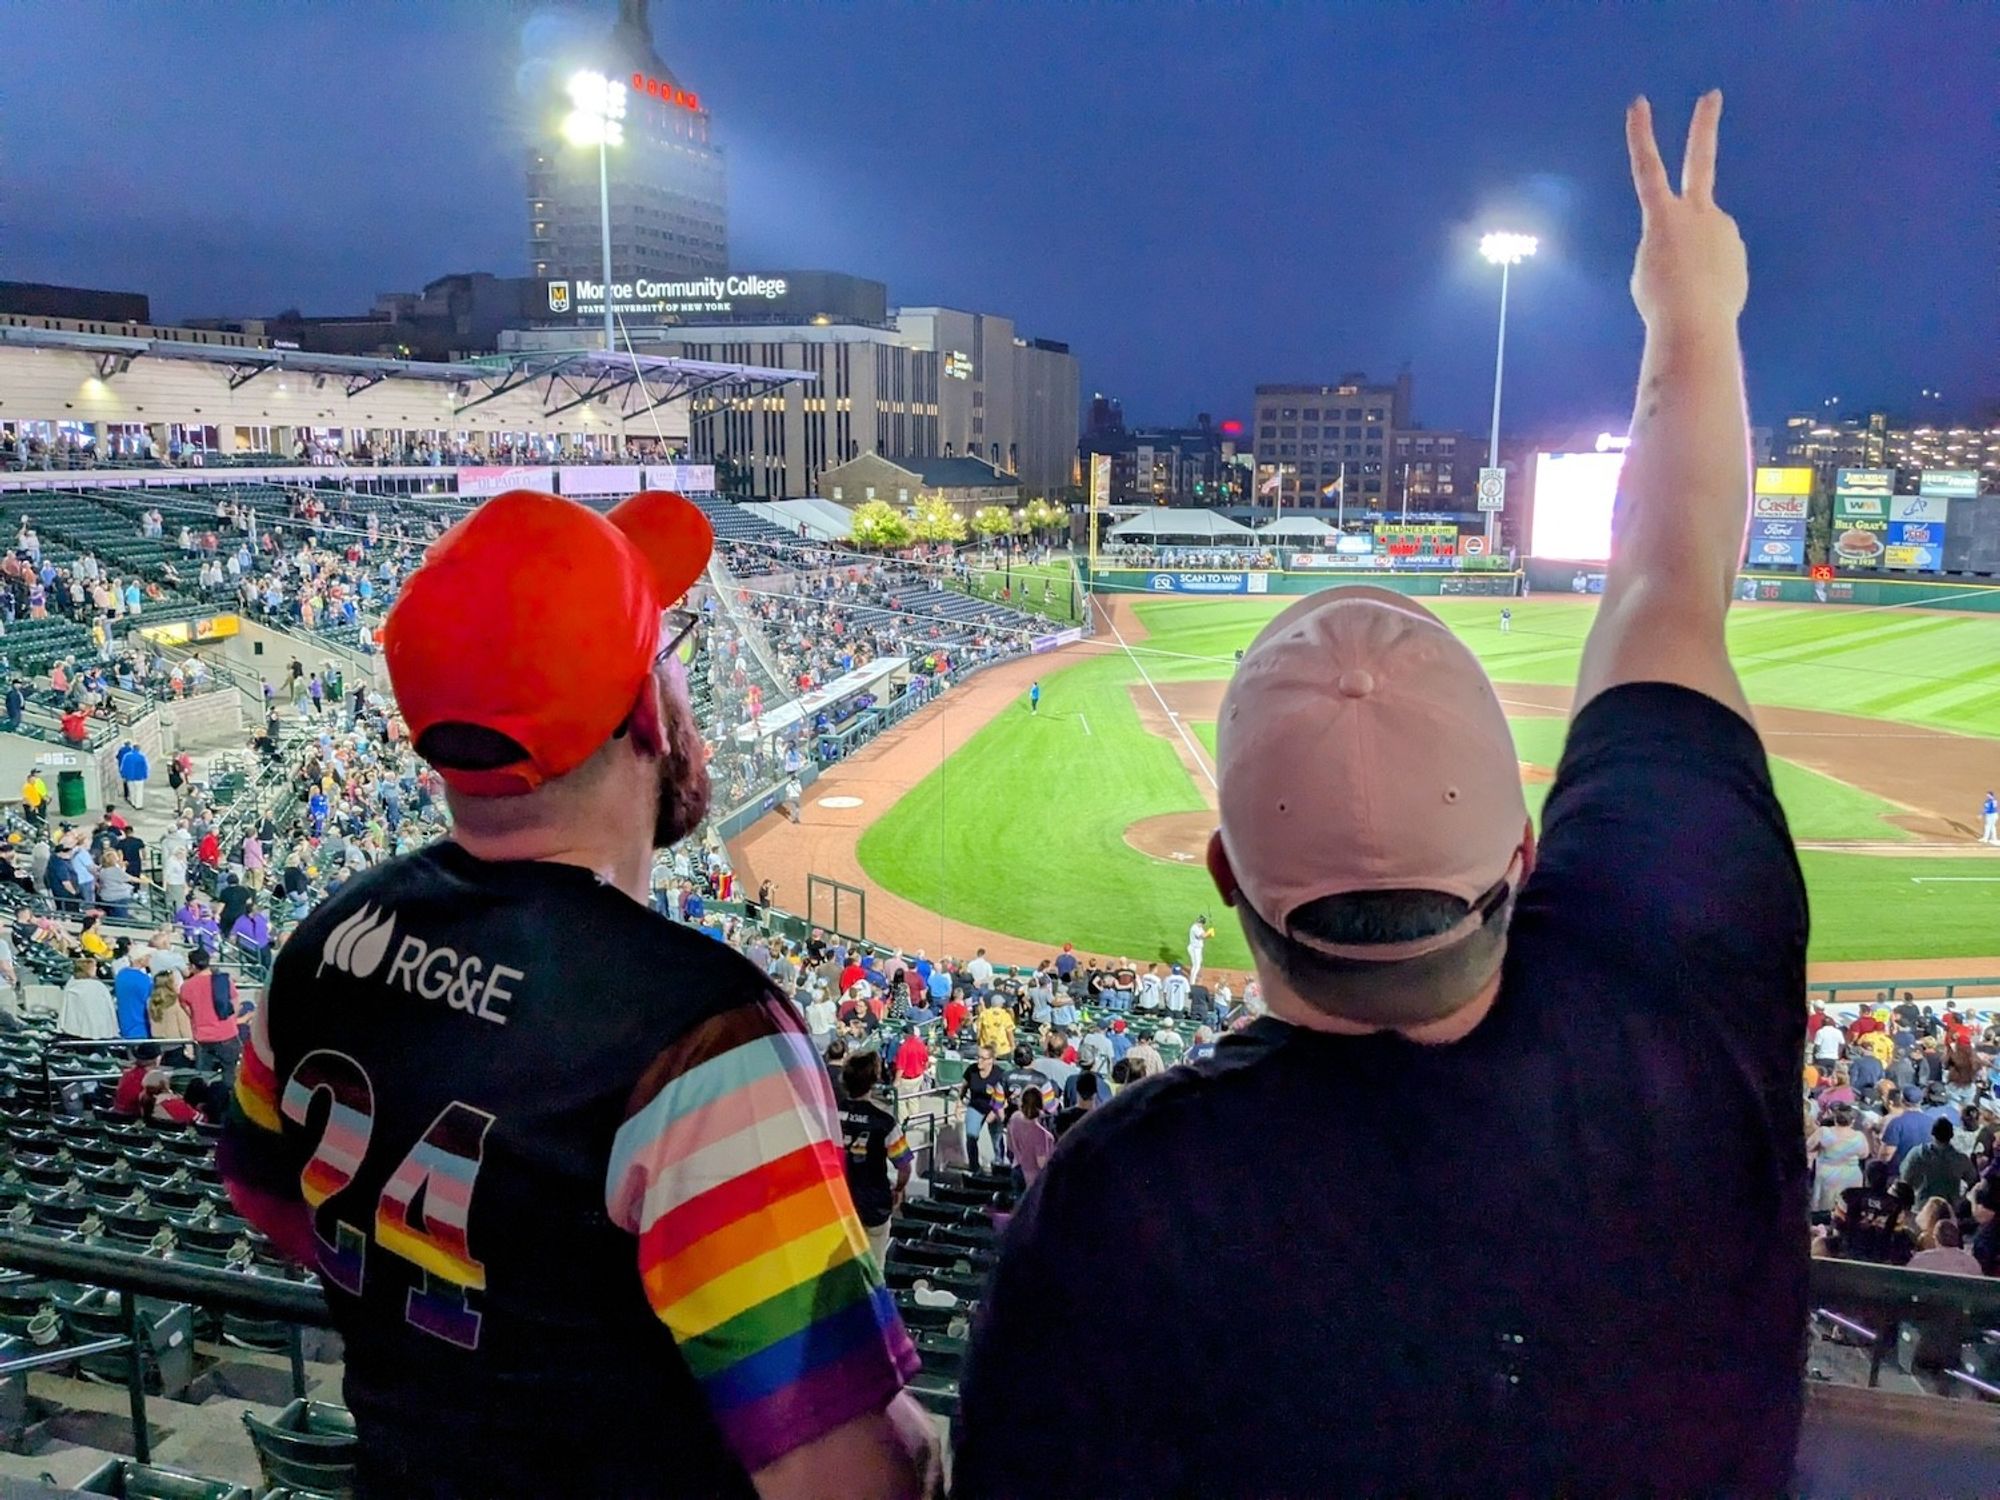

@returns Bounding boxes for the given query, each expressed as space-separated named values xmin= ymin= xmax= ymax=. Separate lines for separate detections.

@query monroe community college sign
xmin=543 ymin=275 xmax=790 ymax=320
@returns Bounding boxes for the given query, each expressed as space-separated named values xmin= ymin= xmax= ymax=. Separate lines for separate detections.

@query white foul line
xmin=1910 ymin=877 xmax=2000 ymax=884
xmin=1098 ymin=601 xmax=1219 ymax=792
xmin=1078 ymin=714 xmax=1091 ymax=737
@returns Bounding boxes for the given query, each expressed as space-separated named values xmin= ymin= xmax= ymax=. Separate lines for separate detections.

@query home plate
xmin=818 ymin=795 xmax=863 ymax=809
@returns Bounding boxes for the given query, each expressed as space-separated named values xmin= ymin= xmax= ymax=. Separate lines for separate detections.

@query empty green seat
xmin=74 ymin=1459 xmax=253 ymax=1499
xmin=243 ymin=1397 xmax=360 ymax=1499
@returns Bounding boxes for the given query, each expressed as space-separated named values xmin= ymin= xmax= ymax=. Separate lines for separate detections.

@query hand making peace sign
xmin=1625 ymin=91 xmax=1749 ymax=334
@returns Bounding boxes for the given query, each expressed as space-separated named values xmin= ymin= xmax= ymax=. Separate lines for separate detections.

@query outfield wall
xmin=1082 ymin=567 xmax=1519 ymax=598
xmin=1086 ymin=564 xmax=2000 ymax=615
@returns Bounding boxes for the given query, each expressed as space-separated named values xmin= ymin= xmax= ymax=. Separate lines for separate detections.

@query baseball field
xmin=734 ymin=590 xmax=2000 ymax=974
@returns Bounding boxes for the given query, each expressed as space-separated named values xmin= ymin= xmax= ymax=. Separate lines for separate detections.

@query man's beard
xmin=652 ymin=681 xmax=711 ymax=850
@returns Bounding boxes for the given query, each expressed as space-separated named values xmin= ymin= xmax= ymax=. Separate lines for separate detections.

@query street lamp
xmin=563 ymin=70 xmax=628 ymax=353
xmin=1478 ymin=231 xmax=1537 ymax=543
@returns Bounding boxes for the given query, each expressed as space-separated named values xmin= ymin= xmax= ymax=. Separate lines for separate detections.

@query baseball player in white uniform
xmin=1187 ymin=915 xmax=1210 ymax=985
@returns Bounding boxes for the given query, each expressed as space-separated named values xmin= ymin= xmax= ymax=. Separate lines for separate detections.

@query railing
xmin=1810 ymin=977 xmax=2000 ymax=1007
xmin=0 ymin=1230 xmax=331 ymax=1463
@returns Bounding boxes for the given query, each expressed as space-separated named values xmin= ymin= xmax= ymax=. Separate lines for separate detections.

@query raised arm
xmin=1575 ymin=92 xmax=1753 ymax=719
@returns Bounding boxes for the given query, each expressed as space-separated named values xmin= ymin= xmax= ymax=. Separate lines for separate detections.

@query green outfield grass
xmin=953 ymin=556 xmax=1082 ymax=624
xmin=856 ymin=595 xmax=2000 ymax=966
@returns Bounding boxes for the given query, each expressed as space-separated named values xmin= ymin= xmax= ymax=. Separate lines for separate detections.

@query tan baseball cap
xmin=1215 ymin=586 xmax=1528 ymax=962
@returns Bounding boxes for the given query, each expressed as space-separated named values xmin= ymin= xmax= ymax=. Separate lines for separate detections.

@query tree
xmin=850 ymin=499 xmax=911 ymax=550
xmin=911 ymin=495 xmax=968 ymax=544
xmin=1023 ymin=497 xmax=1063 ymax=537
xmin=971 ymin=505 xmax=1013 ymax=541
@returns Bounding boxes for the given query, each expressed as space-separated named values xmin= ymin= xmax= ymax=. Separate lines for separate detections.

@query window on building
xmin=1260 ymin=425 xmax=1277 ymax=439
xmin=1367 ymin=426 xmax=1383 ymax=439
xmin=1302 ymin=408 xmax=1320 ymax=420
xmin=832 ymin=485 xmax=843 ymax=501
xmin=1279 ymin=444 xmax=1296 ymax=456
xmin=1278 ymin=426 xmax=1296 ymax=439
xmin=1365 ymin=408 xmax=1385 ymax=422
xmin=898 ymin=487 xmax=909 ymax=503
xmin=1280 ymin=408 xmax=1298 ymax=419
xmin=1365 ymin=443 xmax=1382 ymax=457
xmin=1345 ymin=408 xmax=1362 ymax=420
xmin=866 ymin=485 xmax=876 ymax=501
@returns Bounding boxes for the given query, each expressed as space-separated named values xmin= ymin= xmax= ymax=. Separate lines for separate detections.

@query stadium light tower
xmin=1478 ymin=231 xmax=1537 ymax=544
xmin=563 ymin=70 xmax=628 ymax=353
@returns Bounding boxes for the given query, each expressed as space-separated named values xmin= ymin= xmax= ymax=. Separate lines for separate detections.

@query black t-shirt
xmin=217 ymin=843 xmax=868 ymax=1498
xmin=839 ymin=1095 xmax=902 ymax=1227
xmin=962 ymin=1064 xmax=1004 ymax=1114
xmin=1836 ymin=1188 xmax=1909 ymax=1264
xmin=955 ymin=683 xmax=1810 ymax=1498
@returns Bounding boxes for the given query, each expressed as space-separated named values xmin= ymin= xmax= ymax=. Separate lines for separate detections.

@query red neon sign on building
xmin=632 ymin=72 xmax=700 ymax=112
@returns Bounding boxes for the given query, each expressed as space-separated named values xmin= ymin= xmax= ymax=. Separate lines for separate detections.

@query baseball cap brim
xmin=606 ymin=491 xmax=713 ymax=607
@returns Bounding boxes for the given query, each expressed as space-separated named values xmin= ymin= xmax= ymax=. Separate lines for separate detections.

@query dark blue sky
xmin=6 ymin=1 xmax=1993 ymax=434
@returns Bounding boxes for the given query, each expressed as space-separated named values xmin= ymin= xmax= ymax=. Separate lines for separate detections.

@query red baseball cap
xmin=383 ymin=489 xmax=712 ymax=796
xmin=1216 ymin=586 xmax=1528 ymax=962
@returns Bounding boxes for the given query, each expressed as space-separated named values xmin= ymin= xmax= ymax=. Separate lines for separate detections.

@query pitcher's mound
xmin=1126 ymin=811 xmax=1214 ymax=865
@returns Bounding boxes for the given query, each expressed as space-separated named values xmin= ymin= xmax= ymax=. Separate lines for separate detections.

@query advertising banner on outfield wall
xmin=645 ymin=464 xmax=717 ymax=491
xmin=1752 ymin=492 xmax=1809 ymax=519
xmin=1832 ymin=516 xmax=1888 ymax=569
xmin=1745 ymin=517 xmax=1806 ymax=567
xmin=557 ymin=464 xmax=643 ymax=496
xmin=1753 ymin=466 xmax=1813 ymax=495
xmin=1919 ymin=469 xmax=1978 ymax=499
xmin=1884 ymin=520 xmax=1946 ymax=571
xmin=1889 ymin=493 xmax=1952 ymax=524
xmin=1834 ymin=468 xmax=1894 ymax=497
xmin=1145 ymin=572 xmax=1271 ymax=594
xmin=1833 ymin=493 xmax=1888 ymax=520
xmin=458 ymin=466 xmax=555 ymax=497
xmin=1289 ymin=552 xmax=1390 ymax=569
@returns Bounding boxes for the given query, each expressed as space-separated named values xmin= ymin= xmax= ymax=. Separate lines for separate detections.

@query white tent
xmin=1257 ymin=514 xmax=1336 ymax=538
xmin=1106 ymin=509 xmax=1257 ymax=541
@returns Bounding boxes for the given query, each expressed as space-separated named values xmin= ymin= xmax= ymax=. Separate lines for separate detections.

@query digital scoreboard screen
xmin=1529 ymin=451 xmax=1625 ymax=563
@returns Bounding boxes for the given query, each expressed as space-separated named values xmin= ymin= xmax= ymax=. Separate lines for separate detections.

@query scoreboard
xmin=1943 ymin=495 xmax=2000 ymax=574
xmin=1371 ymin=524 xmax=1460 ymax=565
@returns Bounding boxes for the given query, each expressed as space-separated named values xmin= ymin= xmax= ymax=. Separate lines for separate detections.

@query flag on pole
xmin=1259 ymin=470 xmax=1281 ymax=496
xmin=1320 ymin=480 xmax=1339 ymax=499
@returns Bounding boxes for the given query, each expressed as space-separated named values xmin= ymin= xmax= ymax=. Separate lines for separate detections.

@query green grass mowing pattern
xmin=857 ymin=595 xmax=2000 ymax=965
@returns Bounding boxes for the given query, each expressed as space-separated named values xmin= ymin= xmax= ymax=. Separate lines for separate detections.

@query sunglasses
xmin=656 ymin=608 xmax=700 ymax=666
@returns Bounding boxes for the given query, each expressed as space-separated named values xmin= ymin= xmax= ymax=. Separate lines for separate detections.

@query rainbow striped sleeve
xmin=886 ymin=1124 xmax=912 ymax=1167
xmin=606 ymin=995 xmax=919 ymax=1474
xmin=233 ymin=994 xmax=282 ymax=1134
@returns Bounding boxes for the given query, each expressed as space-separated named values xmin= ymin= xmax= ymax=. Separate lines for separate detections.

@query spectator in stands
xmin=893 ymin=1025 xmax=931 ymax=1107
xmin=113 ymin=953 xmax=154 ymax=1039
xmin=960 ymin=1045 xmax=1007 ymax=1171
xmin=57 ymin=956 xmax=117 ymax=1039
xmin=218 ymin=491 xmax=933 ymax=1497
xmin=1 ymin=680 xmax=21 ymax=735
xmin=837 ymin=1050 xmax=914 ymax=1266
xmin=1827 ymin=1161 xmax=1912 ymax=1265
xmin=1971 ymin=1179 xmax=2000 ymax=1276
xmin=1053 ymin=1069 xmax=1101 ymax=1138
xmin=975 ymin=992 xmax=1015 ymax=1056
xmin=18 ymin=770 xmax=48 ymax=828
xmin=1879 ymin=1087 xmax=1940 ymax=1170
xmin=116 ymin=740 xmax=149 ymax=808
xmin=1005 ymin=1086 xmax=1055 ymax=1190
xmin=1907 ymin=1217 xmax=1983 ymax=1277
xmin=1031 ymin=1031 xmax=1078 ymax=1099
xmin=1901 ymin=1116 xmax=1977 ymax=1209
xmin=94 ymin=849 xmax=135 ymax=920
xmin=1808 ymin=1103 xmax=1871 ymax=1216
xmin=178 ymin=948 xmax=239 ymax=1076
xmin=959 ymin=97 xmax=1812 ymax=1496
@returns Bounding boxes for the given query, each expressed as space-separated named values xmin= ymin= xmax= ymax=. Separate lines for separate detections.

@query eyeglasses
xmin=655 ymin=608 xmax=699 ymax=666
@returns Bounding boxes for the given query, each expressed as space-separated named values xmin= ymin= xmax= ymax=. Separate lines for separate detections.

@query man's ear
xmin=1205 ymin=830 xmax=1238 ymax=907
xmin=1519 ymin=818 xmax=1538 ymax=882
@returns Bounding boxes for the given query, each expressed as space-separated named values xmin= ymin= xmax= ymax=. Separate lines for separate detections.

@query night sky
xmin=6 ymin=1 xmax=1993 ymax=435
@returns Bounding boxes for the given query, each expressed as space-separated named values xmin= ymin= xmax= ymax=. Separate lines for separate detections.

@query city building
xmin=0 ymin=282 xmax=150 ymax=325
xmin=189 ymin=273 xmax=543 ymax=362
xmin=1782 ymin=410 xmax=1998 ymax=490
xmin=819 ymin=453 xmax=1018 ymax=517
xmin=1080 ymin=414 xmax=1251 ymax=509
xmin=501 ymin=294 xmax=1080 ymax=500
xmin=526 ymin=0 xmax=728 ymax=284
xmin=1388 ymin=429 xmax=1481 ymax=518
xmin=1251 ymin=375 xmax=1414 ymax=508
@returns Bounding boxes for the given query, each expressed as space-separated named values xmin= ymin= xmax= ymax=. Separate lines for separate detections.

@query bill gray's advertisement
xmin=1745 ymin=517 xmax=1805 ymax=567
xmin=1831 ymin=516 xmax=1887 ymax=569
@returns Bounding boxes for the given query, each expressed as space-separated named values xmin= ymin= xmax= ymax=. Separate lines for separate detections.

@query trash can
xmin=55 ymin=769 xmax=87 ymax=819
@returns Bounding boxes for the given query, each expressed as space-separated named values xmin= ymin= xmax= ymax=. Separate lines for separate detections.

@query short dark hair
xmin=1932 ymin=1116 xmax=1955 ymax=1144
xmin=1075 ymin=1072 xmax=1099 ymax=1102
xmin=841 ymin=1051 xmax=881 ymax=1098
xmin=190 ymin=947 xmax=211 ymax=971
xmin=1013 ymin=1043 xmax=1033 ymax=1067
xmin=1236 ymin=886 xmax=1505 ymax=1022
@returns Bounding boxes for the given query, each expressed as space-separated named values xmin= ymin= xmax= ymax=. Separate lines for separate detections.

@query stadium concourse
xmin=0 ymin=475 xmax=1988 ymax=1493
